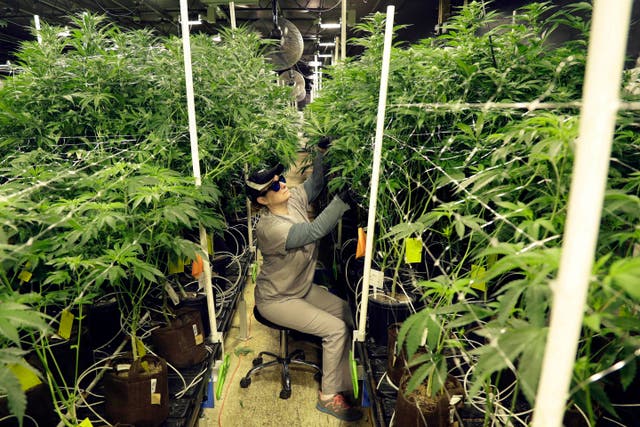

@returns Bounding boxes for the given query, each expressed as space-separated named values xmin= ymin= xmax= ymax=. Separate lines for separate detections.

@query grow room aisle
xmin=200 ymin=279 xmax=373 ymax=427
xmin=201 ymin=154 xmax=374 ymax=427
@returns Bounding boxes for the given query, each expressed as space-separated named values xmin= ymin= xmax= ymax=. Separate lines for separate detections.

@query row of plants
xmin=305 ymin=1 xmax=639 ymax=425
xmin=0 ymin=12 xmax=300 ymax=426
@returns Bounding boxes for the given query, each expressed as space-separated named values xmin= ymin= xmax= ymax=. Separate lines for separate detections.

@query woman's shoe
xmin=316 ymin=393 xmax=362 ymax=422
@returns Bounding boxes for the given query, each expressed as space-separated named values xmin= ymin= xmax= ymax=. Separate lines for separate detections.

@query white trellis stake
xmin=532 ymin=1 xmax=632 ymax=426
xmin=355 ymin=5 xmax=395 ymax=342
xmin=179 ymin=0 xmax=221 ymax=347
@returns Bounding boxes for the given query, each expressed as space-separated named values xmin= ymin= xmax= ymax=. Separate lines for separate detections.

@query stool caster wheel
xmin=240 ymin=377 xmax=251 ymax=388
xmin=314 ymin=372 xmax=322 ymax=382
xmin=252 ymin=357 xmax=263 ymax=366
xmin=279 ymin=389 xmax=291 ymax=399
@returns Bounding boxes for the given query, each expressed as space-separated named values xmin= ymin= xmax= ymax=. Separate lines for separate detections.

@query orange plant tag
xmin=191 ymin=255 xmax=204 ymax=279
xmin=356 ymin=227 xmax=367 ymax=259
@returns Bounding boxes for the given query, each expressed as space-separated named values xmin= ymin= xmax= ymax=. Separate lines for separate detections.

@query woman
xmin=246 ymin=151 xmax=361 ymax=422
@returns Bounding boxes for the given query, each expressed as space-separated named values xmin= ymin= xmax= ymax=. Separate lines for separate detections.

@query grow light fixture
xmin=319 ymin=41 xmax=335 ymax=47
xmin=308 ymin=60 xmax=322 ymax=67
xmin=204 ymin=0 xmax=255 ymax=5
xmin=318 ymin=54 xmax=332 ymax=58
xmin=0 ymin=61 xmax=12 ymax=73
xmin=178 ymin=14 xmax=203 ymax=25
xmin=189 ymin=16 xmax=203 ymax=25
xmin=320 ymin=22 xmax=341 ymax=29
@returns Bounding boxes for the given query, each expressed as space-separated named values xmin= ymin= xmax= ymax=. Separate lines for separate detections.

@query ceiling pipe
xmin=36 ymin=0 xmax=69 ymax=15
xmin=138 ymin=0 xmax=176 ymax=22
xmin=107 ymin=0 xmax=171 ymax=33
xmin=101 ymin=0 xmax=136 ymax=15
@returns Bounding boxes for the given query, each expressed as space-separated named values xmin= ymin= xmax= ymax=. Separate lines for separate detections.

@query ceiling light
xmin=319 ymin=22 xmax=341 ymax=29
xmin=318 ymin=54 xmax=332 ymax=58
xmin=308 ymin=60 xmax=322 ymax=67
xmin=318 ymin=42 xmax=335 ymax=47
xmin=189 ymin=14 xmax=203 ymax=25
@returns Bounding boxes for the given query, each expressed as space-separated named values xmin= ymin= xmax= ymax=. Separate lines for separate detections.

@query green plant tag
xmin=207 ymin=233 xmax=213 ymax=254
xmin=470 ymin=264 xmax=487 ymax=292
xmin=349 ymin=350 xmax=359 ymax=399
xmin=215 ymin=354 xmax=230 ymax=400
xmin=168 ymin=257 xmax=185 ymax=274
xmin=8 ymin=362 xmax=41 ymax=391
xmin=57 ymin=310 xmax=74 ymax=340
xmin=18 ymin=270 xmax=32 ymax=282
xmin=136 ymin=337 xmax=147 ymax=358
xmin=78 ymin=418 xmax=93 ymax=427
xmin=404 ymin=237 xmax=422 ymax=263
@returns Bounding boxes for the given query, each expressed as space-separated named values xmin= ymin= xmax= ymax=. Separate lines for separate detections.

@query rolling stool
xmin=239 ymin=306 xmax=322 ymax=399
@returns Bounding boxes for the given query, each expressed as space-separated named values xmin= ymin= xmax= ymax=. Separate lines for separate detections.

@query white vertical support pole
xmin=532 ymin=2 xmax=632 ymax=426
xmin=33 ymin=15 xmax=42 ymax=45
xmin=229 ymin=2 xmax=237 ymax=29
xmin=179 ymin=0 xmax=222 ymax=346
xmin=238 ymin=163 xmax=251 ymax=341
xmin=341 ymin=0 xmax=347 ymax=61
xmin=245 ymin=164 xmax=254 ymax=252
xmin=311 ymin=58 xmax=319 ymax=101
xmin=355 ymin=5 xmax=394 ymax=342
xmin=334 ymin=36 xmax=340 ymax=63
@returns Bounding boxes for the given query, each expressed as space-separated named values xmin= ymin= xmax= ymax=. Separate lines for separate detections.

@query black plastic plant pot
xmin=386 ymin=323 xmax=406 ymax=387
xmin=44 ymin=325 xmax=93 ymax=388
xmin=0 ymin=382 xmax=58 ymax=427
xmin=88 ymin=295 xmax=122 ymax=351
xmin=387 ymin=322 xmax=431 ymax=388
xmin=367 ymin=292 xmax=415 ymax=347
xmin=177 ymin=292 xmax=211 ymax=338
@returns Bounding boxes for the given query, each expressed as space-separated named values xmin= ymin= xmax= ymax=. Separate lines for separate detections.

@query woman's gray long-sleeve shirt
xmin=254 ymin=154 xmax=349 ymax=304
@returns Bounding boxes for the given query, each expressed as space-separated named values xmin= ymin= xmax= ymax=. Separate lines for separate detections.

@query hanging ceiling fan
xmin=251 ymin=1 xmax=304 ymax=71
xmin=278 ymin=69 xmax=307 ymax=102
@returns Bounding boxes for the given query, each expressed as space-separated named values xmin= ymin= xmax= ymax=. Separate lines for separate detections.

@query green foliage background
xmin=0 ymin=12 xmax=300 ymax=425
xmin=305 ymin=1 xmax=640 ymax=422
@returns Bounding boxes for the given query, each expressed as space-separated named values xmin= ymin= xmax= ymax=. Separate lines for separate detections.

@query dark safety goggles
xmin=260 ymin=175 xmax=286 ymax=195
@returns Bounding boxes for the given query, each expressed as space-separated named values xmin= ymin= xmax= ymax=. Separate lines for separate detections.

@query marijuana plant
xmin=307 ymin=1 xmax=639 ymax=423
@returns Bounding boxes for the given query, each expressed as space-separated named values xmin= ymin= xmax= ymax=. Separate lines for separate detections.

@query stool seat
xmin=239 ymin=306 xmax=321 ymax=399
xmin=252 ymin=306 xmax=286 ymax=331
